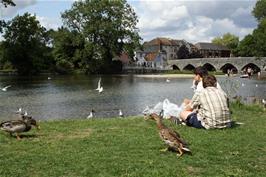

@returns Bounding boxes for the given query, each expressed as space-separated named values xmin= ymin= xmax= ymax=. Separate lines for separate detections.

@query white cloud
xmin=129 ymin=0 xmax=257 ymax=43
xmin=36 ymin=16 xmax=61 ymax=30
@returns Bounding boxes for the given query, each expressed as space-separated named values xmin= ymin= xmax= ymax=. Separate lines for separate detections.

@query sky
xmin=0 ymin=0 xmax=258 ymax=43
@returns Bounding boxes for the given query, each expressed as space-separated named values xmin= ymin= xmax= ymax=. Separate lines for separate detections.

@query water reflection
xmin=0 ymin=75 xmax=265 ymax=120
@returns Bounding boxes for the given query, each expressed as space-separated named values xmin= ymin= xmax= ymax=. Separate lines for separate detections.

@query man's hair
xmin=194 ymin=66 xmax=208 ymax=78
xmin=203 ymin=75 xmax=217 ymax=88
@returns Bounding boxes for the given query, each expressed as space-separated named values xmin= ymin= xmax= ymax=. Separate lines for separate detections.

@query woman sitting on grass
xmin=180 ymin=75 xmax=231 ymax=129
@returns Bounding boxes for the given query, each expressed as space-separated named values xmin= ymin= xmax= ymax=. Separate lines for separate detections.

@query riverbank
xmin=0 ymin=103 xmax=265 ymax=177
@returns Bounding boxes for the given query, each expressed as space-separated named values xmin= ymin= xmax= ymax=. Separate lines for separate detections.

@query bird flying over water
xmin=1 ymin=85 xmax=11 ymax=91
xmin=96 ymin=78 xmax=101 ymax=91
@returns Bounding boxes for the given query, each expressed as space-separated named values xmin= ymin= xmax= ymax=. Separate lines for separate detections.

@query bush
xmin=55 ymin=60 xmax=74 ymax=74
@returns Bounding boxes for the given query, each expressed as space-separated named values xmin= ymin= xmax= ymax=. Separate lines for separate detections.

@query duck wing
xmin=0 ymin=120 xmax=27 ymax=133
xmin=160 ymin=128 xmax=188 ymax=147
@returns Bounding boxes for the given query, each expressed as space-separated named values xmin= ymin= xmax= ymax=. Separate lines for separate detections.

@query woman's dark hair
xmin=194 ymin=66 xmax=208 ymax=78
xmin=203 ymin=75 xmax=217 ymax=88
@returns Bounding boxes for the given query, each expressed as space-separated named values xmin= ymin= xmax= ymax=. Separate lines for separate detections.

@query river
xmin=0 ymin=74 xmax=265 ymax=120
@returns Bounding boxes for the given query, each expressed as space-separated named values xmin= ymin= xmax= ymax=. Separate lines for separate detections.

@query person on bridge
xmin=179 ymin=75 xmax=231 ymax=129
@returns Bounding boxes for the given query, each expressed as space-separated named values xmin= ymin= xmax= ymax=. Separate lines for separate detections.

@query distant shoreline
xmin=132 ymin=74 xmax=226 ymax=78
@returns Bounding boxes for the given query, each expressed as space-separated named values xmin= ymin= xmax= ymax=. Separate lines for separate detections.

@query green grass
xmin=0 ymin=103 xmax=266 ymax=177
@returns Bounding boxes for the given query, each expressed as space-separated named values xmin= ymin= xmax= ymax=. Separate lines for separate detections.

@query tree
xmin=212 ymin=33 xmax=239 ymax=55
xmin=177 ymin=45 xmax=190 ymax=59
xmin=1 ymin=13 xmax=52 ymax=75
xmin=252 ymin=0 xmax=266 ymax=22
xmin=236 ymin=34 xmax=256 ymax=57
xmin=51 ymin=27 xmax=85 ymax=74
xmin=1 ymin=0 xmax=15 ymax=7
xmin=61 ymin=0 xmax=141 ymax=74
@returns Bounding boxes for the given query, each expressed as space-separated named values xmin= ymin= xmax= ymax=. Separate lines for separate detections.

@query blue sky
xmin=0 ymin=0 xmax=258 ymax=43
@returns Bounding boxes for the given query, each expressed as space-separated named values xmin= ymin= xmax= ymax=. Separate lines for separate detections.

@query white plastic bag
xmin=162 ymin=99 xmax=182 ymax=119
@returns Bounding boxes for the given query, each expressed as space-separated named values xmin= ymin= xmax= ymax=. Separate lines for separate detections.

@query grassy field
xmin=0 ymin=103 xmax=265 ymax=177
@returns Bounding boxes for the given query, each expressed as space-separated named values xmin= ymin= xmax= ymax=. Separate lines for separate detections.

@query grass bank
xmin=0 ymin=103 xmax=265 ymax=177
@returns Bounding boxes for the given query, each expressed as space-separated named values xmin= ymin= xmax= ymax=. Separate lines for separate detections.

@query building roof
xmin=144 ymin=37 xmax=185 ymax=46
xmin=195 ymin=42 xmax=229 ymax=51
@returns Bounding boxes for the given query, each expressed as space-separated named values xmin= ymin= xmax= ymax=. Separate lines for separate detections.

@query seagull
xmin=255 ymin=84 xmax=258 ymax=87
xmin=166 ymin=79 xmax=170 ymax=82
xmin=262 ymin=99 xmax=266 ymax=106
xmin=98 ymin=86 xmax=103 ymax=93
xmin=241 ymin=83 xmax=245 ymax=87
xmin=87 ymin=109 xmax=95 ymax=119
xmin=1 ymin=85 xmax=11 ymax=91
xmin=96 ymin=78 xmax=102 ymax=91
xmin=119 ymin=109 xmax=124 ymax=118
xmin=48 ymin=77 xmax=51 ymax=80
xmin=15 ymin=108 xmax=23 ymax=114
xmin=262 ymin=99 xmax=266 ymax=110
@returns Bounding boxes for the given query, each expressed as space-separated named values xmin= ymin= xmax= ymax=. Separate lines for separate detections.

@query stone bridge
xmin=167 ymin=57 xmax=266 ymax=73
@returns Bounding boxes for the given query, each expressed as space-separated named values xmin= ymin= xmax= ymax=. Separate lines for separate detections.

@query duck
xmin=0 ymin=115 xmax=40 ymax=140
xmin=150 ymin=113 xmax=191 ymax=157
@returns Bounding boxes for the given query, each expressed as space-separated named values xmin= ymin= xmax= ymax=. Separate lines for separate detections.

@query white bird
xmin=87 ymin=109 xmax=95 ymax=119
xmin=255 ymin=84 xmax=258 ymax=87
xmin=96 ymin=78 xmax=102 ymax=91
xmin=98 ymin=86 xmax=103 ymax=93
xmin=262 ymin=99 xmax=266 ymax=105
xmin=24 ymin=111 xmax=28 ymax=116
xmin=48 ymin=77 xmax=51 ymax=80
xmin=1 ymin=85 xmax=11 ymax=91
xmin=241 ymin=83 xmax=245 ymax=87
xmin=119 ymin=109 xmax=124 ymax=117
xmin=15 ymin=108 xmax=23 ymax=114
xmin=166 ymin=79 xmax=170 ymax=82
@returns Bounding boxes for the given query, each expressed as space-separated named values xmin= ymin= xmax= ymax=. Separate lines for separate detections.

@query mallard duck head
xmin=22 ymin=116 xmax=40 ymax=130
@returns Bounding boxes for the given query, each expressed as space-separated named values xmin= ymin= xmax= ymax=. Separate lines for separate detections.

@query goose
xmin=150 ymin=113 xmax=191 ymax=157
xmin=1 ymin=85 xmax=11 ymax=91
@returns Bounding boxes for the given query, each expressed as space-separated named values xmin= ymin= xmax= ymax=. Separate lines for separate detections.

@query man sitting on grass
xmin=180 ymin=75 xmax=231 ymax=129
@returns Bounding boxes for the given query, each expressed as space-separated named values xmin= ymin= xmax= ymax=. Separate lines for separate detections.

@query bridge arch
xmin=172 ymin=65 xmax=180 ymax=70
xmin=241 ymin=63 xmax=261 ymax=73
xmin=203 ymin=63 xmax=216 ymax=71
xmin=220 ymin=63 xmax=238 ymax=74
xmin=183 ymin=64 xmax=195 ymax=71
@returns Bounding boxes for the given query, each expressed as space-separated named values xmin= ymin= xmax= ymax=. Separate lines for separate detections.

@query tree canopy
xmin=1 ymin=13 xmax=52 ymax=75
xmin=212 ymin=33 xmax=239 ymax=55
xmin=252 ymin=0 xmax=266 ymax=22
xmin=61 ymin=0 xmax=141 ymax=74
xmin=1 ymin=0 xmax=15 ymax=7
xmin=237 ymin=0 xmax=266 ymax=57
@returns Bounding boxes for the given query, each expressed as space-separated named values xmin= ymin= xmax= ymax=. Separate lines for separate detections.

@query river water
xmin=0 ymin=74 xmax=265 ymax=121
